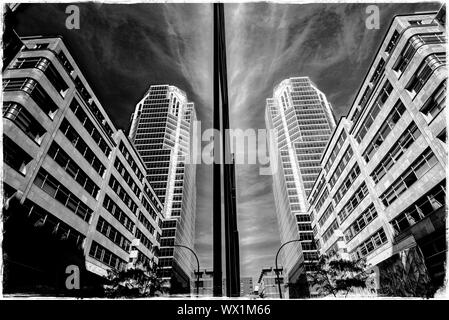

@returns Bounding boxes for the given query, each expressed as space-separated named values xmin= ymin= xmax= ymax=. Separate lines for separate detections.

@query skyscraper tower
xmin=265 ymin=77 xmax=336 ymax=293
xmin=129 ymin=85 xmax=197 ymax=294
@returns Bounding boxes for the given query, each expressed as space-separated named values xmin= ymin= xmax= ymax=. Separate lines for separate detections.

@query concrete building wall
xmin=2 ymin=36 xmax=163 ymax=289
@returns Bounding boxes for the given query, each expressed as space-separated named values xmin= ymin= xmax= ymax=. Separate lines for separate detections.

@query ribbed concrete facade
xmin=308 ymin=9 xmax=446 ymax=294
xmin=2 ymin=37 xmax=163 ymax=289
xmin=129 ymin=85 xmax=197 ymax=293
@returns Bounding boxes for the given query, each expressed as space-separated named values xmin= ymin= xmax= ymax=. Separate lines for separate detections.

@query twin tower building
xmin=2 ymin=7 xmax=446 ymax=296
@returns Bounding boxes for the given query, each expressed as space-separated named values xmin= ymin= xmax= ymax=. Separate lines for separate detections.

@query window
xmin=323 ymin=130 xmax=347 ymax=173
xmin=355 ymin=80 xmax=393 ymax=143
xmin=135 ymin=228 xmax=154 ymax=251
xmin=363 ymin=99 xmax=406 ymax=163
xmin=103 ymin=194 xmax=135 ymax=232
xmin=97 ymin=216 xmax=131 ymax=252
xmin=3 ymin=135 xmax=32 ymax=175
xmin=333 ymin=163 xmax=361 ymax=205
xmin=352 ymin=228 xmax=387 ymax=260
xmin=3 ymin=102 xmax=46 ymax=144
xmin=23 ymin=42 xmax=49 ymax=51
xmin=322 ymin=219 xmax=339 ymax=243
xmin=73 ymin=76 xmax=114 ymax=139
xmin=337 ymin=182 xmax=369 ymax=223
xmin=420 ymin=81 xmax=446 ymax=122
xmin=329 ymin=146 xmax=354 ymax=189
xmin=109 ymin=175 xmax=138 ymax=215
xmin=390 ymin=182 xmax=445 ymax=235
xmin=371 ymin=122 xmax=421 ymax=184
xmin=406 ymin=53 xmax=446 ymax=95
xmin=89 ymin=241 xmax=126 ymax=270
xmin=3 ymin=78 xmax=58 ymax=118
xmin=69 ymin=100 xmax=112 ymax=157
xmin=138 ymin=212 xmax=156 ymax=236
xmin=114 ymin=156 xmax=141 ymax=198
xmin=47 ymin=142 xmax=100 ymax=198
xmin=385 ymin=30 xmax=400 ymax=55
xmin=380 ymin=148 xmax=439 ymax=207
xmin=33 ymin=168 xmax=92 ymax=222
xmin=394 ymin=33 xmax=446 ymax=75
xmin=59 ymin=119 xmax=106 ymax=176
xmin=315 ymin=187 xmax=329 ymax=212
xmin=318 ymin=203 xmax=334 ymax=227
xmin=9 ymin=57 xmax=69 ymax=97
xmin=344 ymin=204 xmax=378 ymax=242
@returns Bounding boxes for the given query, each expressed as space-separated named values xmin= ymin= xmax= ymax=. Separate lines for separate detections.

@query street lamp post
xmin=173 ymin=244 xmax=200 ymax=296
xmin=274 ymin=239 xmax=302 ymax=299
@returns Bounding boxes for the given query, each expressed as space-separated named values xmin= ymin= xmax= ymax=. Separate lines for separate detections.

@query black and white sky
xmin=11 ymin=1 xmax=441 ymax=280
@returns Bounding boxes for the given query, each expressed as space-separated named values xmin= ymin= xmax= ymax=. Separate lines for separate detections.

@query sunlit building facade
xmin=129 ymin=84 xmax=197 ymax=294
xmin=308 ymin=9 xmax=446 ymax=295
xmin=265 ymin=77 xmax=336 ymax=295
xmin=2 ymin=36 xmax=163 ymax=294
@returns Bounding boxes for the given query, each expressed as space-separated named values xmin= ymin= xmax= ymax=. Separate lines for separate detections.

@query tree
xmin=307 ymin=254 xmax=375 ymax=298
xmin=103 ymin=265 xmax=167 ymax=298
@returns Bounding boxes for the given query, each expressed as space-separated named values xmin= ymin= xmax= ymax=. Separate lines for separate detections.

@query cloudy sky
xmin=12 ymin=1 xmax=440 ymax=280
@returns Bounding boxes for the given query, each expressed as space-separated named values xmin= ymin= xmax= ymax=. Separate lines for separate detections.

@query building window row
xmin=135 ymin=228 xmax=154 ymax=251
xmin=3 ymin=78 xmax=58 ymax=119
xmin=3 ymin=135 xmax=33 ymax=176
xmin=59 ymin=119 xmax=106 ymax=176
xmin=309 ymin=175 xmax=326 ymax=206
xmin=380 ymin=148 xmax=438 ymax=207
xmin=69 ymin=100 xmax=112 ymax=157
xmin=393 ymin=32 xmax=446 ymax=75
xmin=73 ymin=76 xmax=114 ymax=139
xmin=322 ymin=219 xmax=339 ymax=243
xmin=102 ymin=194 xmax=135 ymax=233
xmin=333 ymin=163 xmax=361 ymax=206
xmin=315 ymin=187 xmax=329 ymax=213
xmin=96 ymin=216 xmax=131 ymax=252
xmin=371 ymin=122 xmax=421 ymax=184
xmin=385 ymin=30 xmax=400 ymax=55
xmin=318 ymin=203 xmax=334 ymax=227
xmin=390 ymin=181 xmax=445 ymax=236
xmin=3 ymin=101 xmax=46 ymax=145
xmin=47 ymin=142 xmax=100 ymax=198
xmin=89 ymin=241 xmax=126 ymax=270
xmin=363 ymin=99 xmax=406 ymax=163
xmin=118 ymin=141 xmax=145 ymax=182
xmin=351 ymin=228 xmax=388 ymax=261
xmin=22 ymin=197 xmax=85 ymax=248
xmin=324 ymin=130 xmax=347 ymax=173
xmin=406 ymin=53 xmax=446 ymax=95
xmin=108 ymin=175 xmax=138 ymax=215
xmin=114 ymin=156 xmax=141 ymax=199
xmin=138 ymin=211 xmax=156 ymax=236
xmin=420 ymin=80 xmax=446 ymax=123
xmin=329 ymin=146 xmax=354 ymax=189
xmin=337 ymin=182 xmax=369 ymax=223
xmin=355 ymin=80 xmax=393 ymax=143
xmin=9 ymin=56 xmax=69 ymax=97
xmin=343 ymin=204 xmax=378 ymax=242
xmin=33 ymin=168 xmax=92 ymax=222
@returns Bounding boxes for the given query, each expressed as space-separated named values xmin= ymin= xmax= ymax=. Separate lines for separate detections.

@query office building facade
xmin=2 ymin=36 xmax=163 ymax=294
xmin=129 ymin=85 xmax=197 ymax=293
xmin=308 ymin=9 xmax=446 ymax=296
xmin=257 ymin=267 xmax=287 ymax=298
xmin=265 ymin=77 xmax=336 ymax=294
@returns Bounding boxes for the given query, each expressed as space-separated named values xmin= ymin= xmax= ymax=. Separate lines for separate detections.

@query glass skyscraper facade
xmin=129 ymin=85 xmax=197 ymax=293
xmin=265 ymin=77 xmax=336 ymax=290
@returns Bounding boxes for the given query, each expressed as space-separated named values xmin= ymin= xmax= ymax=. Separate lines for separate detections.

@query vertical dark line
xmin=218 ymin=3 xmax=240 ymax=297
xmin=212 ymin=2 xmax=222 ymax=297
